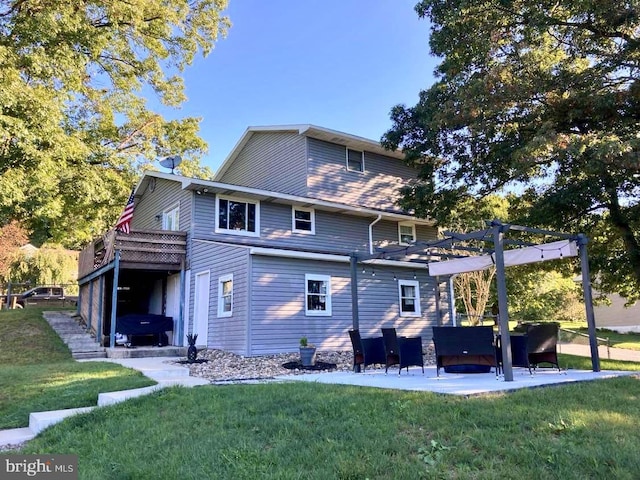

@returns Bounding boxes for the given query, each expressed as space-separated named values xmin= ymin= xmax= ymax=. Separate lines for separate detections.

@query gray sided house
xmin=77 ymin=125 xmax=450 ymax=355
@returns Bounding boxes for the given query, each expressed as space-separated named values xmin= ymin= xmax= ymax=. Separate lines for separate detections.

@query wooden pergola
xmin=350 ymin=219 xmax=600 ymax=382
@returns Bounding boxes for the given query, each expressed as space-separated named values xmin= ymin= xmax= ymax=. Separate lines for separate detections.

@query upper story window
xmin=305 ymin=274 xmax=332 ymax=316
xmin=398 ymin=279 xmax=421 ymax=317
xmin=346 ymin=148 xmax=365 ymax=173
xmin=398 ymin=222 xmax=416 ymax=244
xmin=292 ymin=207 xmax=315 ymax=234
xmin=215 ymin=195 xmax=260 ymax=237
xmin=162 ymin=204 xmax=180 ymax=231
xmin=217 ymin=274 xmax=233 ymax=317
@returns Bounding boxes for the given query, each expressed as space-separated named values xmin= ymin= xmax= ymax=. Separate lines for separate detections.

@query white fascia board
xmin=300 ymin=125 xmax=405 ymax=160
xmin=249 ymin=247 xmax=429 ymax=269
xmin=249 ymin=247 xmax=350 ymax=263
xmin=135 ymin=170 xmax=183 ymax=196
xmin=137 ymin=170 xmax=434 ymax=224
xmin=181 ymin=178 xmax=434 ymax=225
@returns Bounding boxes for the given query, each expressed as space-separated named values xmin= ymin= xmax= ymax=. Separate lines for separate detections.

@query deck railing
xmin=78 ymin=229 xmax=187 ymax=279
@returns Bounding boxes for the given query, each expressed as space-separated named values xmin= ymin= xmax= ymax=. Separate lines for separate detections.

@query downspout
xmin=448 ymin=274 xmax=458 ymax=326
xmin=368 ymin=214 xmax=383 ymax=255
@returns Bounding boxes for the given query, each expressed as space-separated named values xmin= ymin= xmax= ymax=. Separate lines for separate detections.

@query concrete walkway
xmin=558 ymin=343 xmax=640 ymax=362
xmin=0 ymin=355 xmax=209 ymax=449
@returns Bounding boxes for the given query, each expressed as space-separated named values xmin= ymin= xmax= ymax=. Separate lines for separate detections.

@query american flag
xmin=115 ymin=188 xmax=135 ymax=233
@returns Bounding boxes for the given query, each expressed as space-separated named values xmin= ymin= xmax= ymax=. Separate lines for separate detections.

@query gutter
xmin=368 ymin=214 xmax=382 ymax=255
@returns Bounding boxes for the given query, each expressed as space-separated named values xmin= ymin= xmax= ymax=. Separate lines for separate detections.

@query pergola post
xmin=350 ymin=254 xmax=360 ymax=331
xmin=493 ymin=220 xmax=514 ymax=382
xmin=434 ymin=276 xmax=442 ymax=325
xmin=577 ymin=234 xmax=600 ymax=372
xmin=350 ymin=253 xmax=361 ymax=373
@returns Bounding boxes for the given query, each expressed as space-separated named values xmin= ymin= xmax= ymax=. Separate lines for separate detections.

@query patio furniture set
xmin=349 ymin=323 xmax=561 ymax=377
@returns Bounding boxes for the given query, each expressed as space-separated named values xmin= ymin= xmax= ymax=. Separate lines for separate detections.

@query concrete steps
xmin=106 ymin=346 xmax=187 ymax=359
xmin=43 ymin=311 xmax=107 ymax=359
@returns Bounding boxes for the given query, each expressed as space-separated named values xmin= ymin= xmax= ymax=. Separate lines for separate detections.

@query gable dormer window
xmin=346 ymin=148 xmax=365 ymax=173
xmin=292 ymin=207 xmax=315 ymax=234
xmin=215 ymin=195 xmax=260 ymax=237
xmin=398 ymin=222 xmax=416 ymax=245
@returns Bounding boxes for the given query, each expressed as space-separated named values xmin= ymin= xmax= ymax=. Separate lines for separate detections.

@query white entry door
xmin=166 ymin=273 xmax=181 ymax=345
xmin=193 ymin=271 xmax=210 ymax=347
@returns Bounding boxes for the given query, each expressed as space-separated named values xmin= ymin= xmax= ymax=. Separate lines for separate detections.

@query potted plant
xmin=299 ymin=336 xmax=316 ymax=367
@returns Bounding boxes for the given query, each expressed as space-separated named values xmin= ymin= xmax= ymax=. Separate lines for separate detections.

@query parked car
xmin=15 ymin=286 xmax=78 ymax=308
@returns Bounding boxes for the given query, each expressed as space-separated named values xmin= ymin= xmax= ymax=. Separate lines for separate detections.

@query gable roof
xmin=213 ymin=124 xmax=405 ymax=181
xmin=137 ymin=171 xmax=433 ymax=225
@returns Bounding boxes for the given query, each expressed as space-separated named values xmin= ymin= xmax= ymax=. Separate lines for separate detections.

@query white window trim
xmin=398 ymin=222 xmax=416 ymax=245
xmin=305 ymin=274 xmax=332 ymax=316
xmin=162 ymin=203 xmax=180 ymax=231
xmin=398 ymin=279 xmax=421 ymax=317
xmin=217 ymin=273 xmax=233 ymax=318
xmin=346 ymin=148 xmax=365 ymax=173
xmin=292 ymin=206 xmax=316 ymax=234
xmin=215 ymin=194 xmax=260 ymax=237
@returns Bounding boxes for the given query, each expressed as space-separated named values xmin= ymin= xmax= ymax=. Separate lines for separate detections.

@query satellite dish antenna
xmin=159 ymin=155 xmax=182 ymax=174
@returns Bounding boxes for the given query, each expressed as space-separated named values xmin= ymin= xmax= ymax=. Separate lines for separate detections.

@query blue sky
xmin=163 ymin=1 xmax=438 ymax=173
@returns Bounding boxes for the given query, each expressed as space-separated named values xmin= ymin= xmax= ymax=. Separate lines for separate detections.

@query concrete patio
xmin=275 ymin=365 xmax=638 ymax=396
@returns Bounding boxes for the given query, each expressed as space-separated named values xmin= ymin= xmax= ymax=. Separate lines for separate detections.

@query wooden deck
xmin=78 ymin=229 xmax=187 ymax=278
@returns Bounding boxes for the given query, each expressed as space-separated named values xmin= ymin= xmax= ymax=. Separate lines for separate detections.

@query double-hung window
xmin=305 ymin=274 xmax=331 ymax=316
xmin=162 ymin=204 xmax=180 ymax=231
xmin=292 ymin=207 xmax=315 ymax=234
xmin=216 ymin=196 xmax=260 ymax=236
xmin=218 ymin=274 xmax=233 ymax=317
xmin=346 ymin=148 xmax=365 ymax=172
xmin=398 ymin=222 xmax=416 ymax=245
xmin=398 ymin=279 xmax=421 ymax=317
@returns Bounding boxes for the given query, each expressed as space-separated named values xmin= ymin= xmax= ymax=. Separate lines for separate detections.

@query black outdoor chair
xmin=497 ymin=323 xmax=561 ymax=375
xmin=381 ymin=327 xmax=424 ymax=375
xmin=525 ymin=322 xmax=561 ymax=374
xmin=348 ymin=329 xmax=386 ymax=372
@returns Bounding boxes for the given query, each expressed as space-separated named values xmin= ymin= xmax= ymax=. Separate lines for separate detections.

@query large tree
xmin=383 ymin=1 xmax=640 ymax=301
xmin=0 ymin=0 xmax=229 ymax=248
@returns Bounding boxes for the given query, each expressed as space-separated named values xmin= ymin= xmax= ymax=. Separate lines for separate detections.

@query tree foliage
xmin=383 ymin=1 xmax=640 ymax=300
xmin=0 ymin=220 xmax=28 ymax=283
xmin=9 ymin=245 xmax=79 ymax=293
xmin=0 ymin=0 xmax=229 ymax=248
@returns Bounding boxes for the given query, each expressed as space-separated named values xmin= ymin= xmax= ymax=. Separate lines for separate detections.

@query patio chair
xmin=381 ymin=327 xmax=424 ymax=374
xmin=525 ymin=322 xmax=561 ymax=374
xmin=348 ymin=329 xmax=385 ymax=372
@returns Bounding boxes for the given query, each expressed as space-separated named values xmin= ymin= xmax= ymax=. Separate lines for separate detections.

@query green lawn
xmin=3 ymin=309 xmax=640 ymax=478
xmin=559 ymin=322 xmax=640 ymax=351
xmin=0 ymin=308 xmax=156 ymax=429
xmin=18 ymin=376 xmax=640 ymax=479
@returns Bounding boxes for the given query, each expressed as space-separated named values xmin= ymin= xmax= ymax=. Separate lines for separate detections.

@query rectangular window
xmin=292 ymin=207 xmax=315 ymax=234
xmin=398 ymin=279 xmax=421 ymax=317
xmin=305 ymin=274 xmax=332 ymax=316
xmin=162 ymin=204 xmax=180 ymax=231
xmin=217 ymin=274 xmax=233 ymax=317
xmin=398 ymin=222 xmax=416 ymax=244
xmin=215 ymin=196 xmax=260 ymax=237
xmin=346 ymin=148 xmax=365 ymax=172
